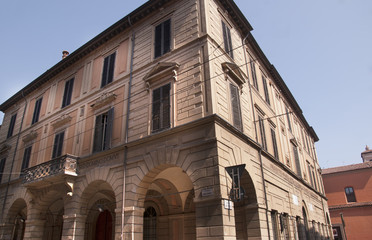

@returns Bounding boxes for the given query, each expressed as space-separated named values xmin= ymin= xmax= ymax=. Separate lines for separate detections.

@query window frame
xmin=221 ymin=20 xmax=234 ymax=59
xmin=152 ymin=83 xmax=171 ymax=133
xmin=258 ymin=114 xmax=267 ymax=151
xmin=93 ymin=108 xmax=114 ymax=153
xmin=61 ymin=77 xmax=74 ymax=108
xmin=154 ymin=18 xmax=171 ymax=59
xmin=21 ymin=146 xmax=32 ymax=172
xmin=229 ymin=82 xmax=243 ymax=131
xmin=7 ymin=113 xmax=17 ymax=138
xmin=262 ymin=75 xmax=271 ymax=105
xmin=344 ymin=186 xmax=356 ymax=203
xmin=250 ymin=60 xmax=259 ymax=90
xmin=52 ymin=131 xmax=65 ymax=159
xmin=101 ymin=52 xmax=116 ymax=88
xmin=271 ymin=128 xmax=279 ymax=159
xmin=31 ymin=97 xmax=43 ymax=125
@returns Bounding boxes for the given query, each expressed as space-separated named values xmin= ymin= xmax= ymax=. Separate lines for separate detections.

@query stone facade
xmin=0 ymin=0 xmax=331 ymax=239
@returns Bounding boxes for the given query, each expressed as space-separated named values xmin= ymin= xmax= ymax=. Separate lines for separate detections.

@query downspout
xmin=1 ymin=91 xmax=27 ymax=223
xmin=121 ymin=16 xmax=135 ymax=240
xmin=242 ymin=34 xmax=271 ymax=240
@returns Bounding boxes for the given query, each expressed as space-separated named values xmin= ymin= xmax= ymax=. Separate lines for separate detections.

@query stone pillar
xmin=0 ymin=222 xmax=15 ymax=240
xmin=23 ymin=219 xmax=45 ymax=240
xmin=195 ymin=198 xmax=236 ymax=239
xmin=122 ymin=206 xmax=145 ymax=240
xmin=61 ymin=214 xmax=86 ymax=240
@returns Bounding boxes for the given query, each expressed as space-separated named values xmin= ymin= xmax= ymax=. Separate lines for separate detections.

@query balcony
xmin=22 ymin=154 xmax=78 ymax=187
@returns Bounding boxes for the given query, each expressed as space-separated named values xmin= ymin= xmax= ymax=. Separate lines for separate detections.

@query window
xmin=271 ymin=211 xmax=279 ymax=240
xmin=21 ymin=146 xmax=32 ymax=172
xmin=52 ymin=131 xmax=65 ymax=159
xmin=154 ymin=19 xmax=171 ymax=58
xmin=31 ymin=98 xmax=42 ymax=125
xmin=0 ymin=158 xmax=6 ymax=183
xmin=286 ymin=107 xmax=292 ymax=132
xmin=307 ymin=162 xmax=314 ymax=186
xmin=250 ymin=60 xmax=258 ymax=90
xmin=222 ymin=21 xmax=233 ymax=59
xmin=101 ymin=52 xmax=116 ymax=88
xmin=258 ymin=115 xmax=267 ymax=151
xmin=62 ymin=78 xmax=74 ymax=108
xmin=7 ymin=113 xmax=17 ymax=138
xmin=262 ymin=76 xmax=270 ymax=105
xmin=93 ymin=108 xmax=114 ymax=153
xmin=230 ymin=83 xmax=242 ymax=130
xmin=152 ymin=84 xmax=171 ymax=132
xmin=292 ymin=143 xmax=301 ymax=176
xmin=144 ymin=207 xmax=157 ymax=240
xmin=345 ymin=187 xmax=356 ymax=202
xmin=271 ymin=128 xmax=279 ymax=159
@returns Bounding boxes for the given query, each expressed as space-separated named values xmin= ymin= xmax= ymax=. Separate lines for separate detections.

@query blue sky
xmin=0 ymin=0 xmax=371 ymax=168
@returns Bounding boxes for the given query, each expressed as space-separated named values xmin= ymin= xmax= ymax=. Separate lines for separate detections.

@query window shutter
xmin=93 ymin=115 xmax=103 ymax=153
xmin=7 ymin=113 xmax=17 ymax=138
xmin=154 ymin=24 xmax=162 ymax=58
xmin=104 ymin=108 xmax=114 ymax=150
xmin=230 ymin=84 xmax=242 ymax=130
xmin=101 ymin=57 xmax=109 ymax=88
xmin=32 ymin=98 xmax=42 ymax=124
xmin=163 ymin=19 xmax=171 ymax=55
xmin=152 ymin=88 xmax=161 ymax=131
xmin=0 ymin=158 xmax=6 ymax=182
xmin=161 ymin=84 xmax=171 ymax=129
xmin=226 ymin=26 xmax=233 ymax=59
xmin=222 ymin=21 xmax=228 ymax=53
xmin=271 ymin=129 xmax=279 ymax=159
xmin=62 ymin=78 xmax=74 ymax=108
xmin=108 ymin=52 xmax=116 ymax=85
xmin=52 ymin=132 xmax=64 ymax=159
xmin=22 ymin=146 xmax=32 ymax=170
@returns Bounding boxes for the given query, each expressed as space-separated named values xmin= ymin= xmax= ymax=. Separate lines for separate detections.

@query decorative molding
xmin=91 ymin=92 xmax=117 ymax=109
xmin=52 ymin=114 xmax=72 ymax=129
xmin=0 ymin=144 xmax=11 ymax=155
xmin=23 ymin=130 xmax=38 ymax=143
xmin=221 ymin=62 xmax=246 ymax=87
xmin=143 ymin=62 xmax=179 ymax=91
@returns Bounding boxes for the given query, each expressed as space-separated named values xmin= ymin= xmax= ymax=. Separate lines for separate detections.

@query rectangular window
xmin=271 ymin=128 xmax=279 ymax=159
xmin=21 ymin=146 xmax=32 ymax=171
xmin=7 ymin=113 xmax=17 ymax=138
xmin=101 ymin=52 xmax=116 ymax=88
xmin=52 ymin=131 xmax=65 ymax=159
xmin=230 ymin=83 xmax=242 ymax=130
xmin=62 ymin=78 xmax=74 ymax=108
xmin=93 ymin=108 xmax=114 ymax=153
xmin=293 ymin=143 xmax=301 ymax=176
xmin=152 ymin=84 xmax=171 ymax=132
xmin=154 ymin=19 xmax=171 ymax=58
xmin=0 ymin=158 xmax=6 ymax=183
xmin=258 ymin=115 xmax=267 ymax=151
xmin=262 ymin=76 xmax=270 ymax=105
xmin=250 ymin=60 xmax=258 ymax=90
xmin=271 ymin=211 xmax=279 ymax=240
xmin=345 ymin=187 xmax=356 ymax=202
xmin=222 ymin=21 xmax=233 ymax=59
xmin=286 ymin=107 xmax=292 ymax=132
xmin=31 ymin=98 xmax=43 ymax=125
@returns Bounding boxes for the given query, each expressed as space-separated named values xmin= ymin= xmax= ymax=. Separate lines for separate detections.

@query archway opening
xmin=95 ymin=210 xmax=113 ymax=240
xmin=140 ymin=166 xmax=195 ymax=239
xmin=7 ymin=199 xmax=27 ymax=240
xmin=42 ymin=198 xmax=64 ymax=240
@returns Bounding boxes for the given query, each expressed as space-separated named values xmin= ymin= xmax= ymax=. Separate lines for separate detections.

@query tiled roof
xmin=322 ymin=161 xmax=372 ymax=175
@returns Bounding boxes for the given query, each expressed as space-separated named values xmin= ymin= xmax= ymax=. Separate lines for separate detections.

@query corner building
xmin=0 ymin=0 xmax=332 ymax=239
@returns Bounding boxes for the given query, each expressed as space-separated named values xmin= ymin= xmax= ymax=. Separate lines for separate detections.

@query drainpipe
xmin=242 ymin=34 xmax=271 ymax=240
xmin=1 ymin=91 xmax=28 ymax=223
xmin=121 ymin=16 xmax=135 ymax=240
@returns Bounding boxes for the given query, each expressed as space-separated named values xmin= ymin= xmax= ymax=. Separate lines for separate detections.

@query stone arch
xmin=135 ymin=164 xmax=195 ymax=239
xmin=80 ymin=180 xmax=117 ymax=240
xmin=3 ymin=198 xmax=27 ymax=240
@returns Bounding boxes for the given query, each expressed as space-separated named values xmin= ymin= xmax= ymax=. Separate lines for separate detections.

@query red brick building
xmin=322 ymin=147 xmax=372 ymax=240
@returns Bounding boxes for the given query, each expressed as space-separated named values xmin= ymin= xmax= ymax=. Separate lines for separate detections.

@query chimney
xmin=62 ymin=50 xmax=69 ymax=59
xmin=361 ymin=145 xmax=372 ymax=162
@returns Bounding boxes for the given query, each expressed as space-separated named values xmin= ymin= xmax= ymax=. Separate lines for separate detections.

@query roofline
xmin=0 ymin=0 xmax=174 ymax=111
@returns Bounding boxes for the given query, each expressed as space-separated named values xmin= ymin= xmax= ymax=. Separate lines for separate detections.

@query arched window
xmin=144 ymin=207 xmax=157 ymax=240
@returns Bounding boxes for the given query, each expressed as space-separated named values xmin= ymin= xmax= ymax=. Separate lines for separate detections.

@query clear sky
xmin=0 ymin=0 xmax=371 ymax=169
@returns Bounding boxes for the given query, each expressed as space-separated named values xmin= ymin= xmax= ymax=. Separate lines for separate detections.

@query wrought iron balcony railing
xmin=22 ymin=154 xmax=78 ymax=185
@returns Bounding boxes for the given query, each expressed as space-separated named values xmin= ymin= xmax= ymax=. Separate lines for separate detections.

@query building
xmin=322 ymin=147 xmax=372 ymax=240
xmin=0 ymin=0 xmax=331 ymax=239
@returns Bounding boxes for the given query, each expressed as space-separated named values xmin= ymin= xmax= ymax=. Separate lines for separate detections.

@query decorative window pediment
xmin=222 ymin=62 xmax=246 ymax=86
xmin=52 ymin=114 xmax=72 ymax=129
xmin=23 ymin=130 xmax=38 ymax=143
xmin=0 ymin=144 xmax=11 ymax=155
xmin=91 ymin=92 xmax=117 ymax=110
xmin=290 ymin=138 xmax=299 ymax=147
xmin=143 ymin=62 xmax=179 ymax=90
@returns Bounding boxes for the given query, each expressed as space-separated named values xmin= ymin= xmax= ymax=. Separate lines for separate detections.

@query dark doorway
xmin=95 ymin=210 xmax=112 ymax=240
